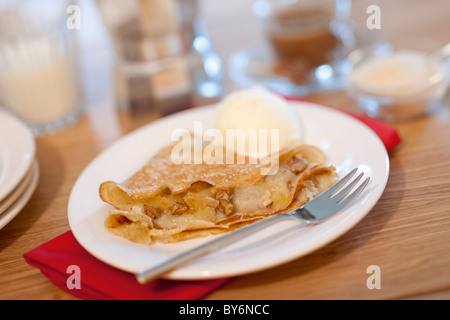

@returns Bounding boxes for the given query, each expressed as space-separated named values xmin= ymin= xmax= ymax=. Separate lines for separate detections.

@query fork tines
xmin=330 ymin=168 xmax=370 ymax=209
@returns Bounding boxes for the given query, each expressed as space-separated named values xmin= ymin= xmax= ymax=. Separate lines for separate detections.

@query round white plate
xmin=0 ymin=160 xmax=33 ymax=215
xmin=68 ymin=102 xmax=389 ymax=280
xmin=0 ymin=111 xmax=35 ymax=202
xmin=0 ymin=160 xmax=39 ymax=230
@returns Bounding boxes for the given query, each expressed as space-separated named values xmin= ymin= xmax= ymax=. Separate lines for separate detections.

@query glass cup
xmin=253 ymin=0 xmax=353 ymax=86
xmin=345 ymin=39 xmax=450 ymax=121
xmin=0 ymin=0 xmax=83 ymax=135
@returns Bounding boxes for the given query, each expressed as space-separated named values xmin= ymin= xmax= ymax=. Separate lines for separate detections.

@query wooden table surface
xmin=1 ymin=0 xmax=449 ymax=300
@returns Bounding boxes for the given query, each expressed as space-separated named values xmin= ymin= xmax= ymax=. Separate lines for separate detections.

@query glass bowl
xmin=344 ymin=40 xmax=450 ymax=121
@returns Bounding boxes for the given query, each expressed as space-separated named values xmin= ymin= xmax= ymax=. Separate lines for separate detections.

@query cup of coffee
xmin=254 ymin=0 xmax=348 ymax=84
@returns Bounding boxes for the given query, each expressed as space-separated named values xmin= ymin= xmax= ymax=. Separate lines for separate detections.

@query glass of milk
xmin=0 ymin=0 xmax=83 ymax=135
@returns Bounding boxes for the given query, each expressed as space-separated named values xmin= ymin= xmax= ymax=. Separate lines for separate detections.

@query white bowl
xmin=345 ymin=41 xmax=450 ymax=121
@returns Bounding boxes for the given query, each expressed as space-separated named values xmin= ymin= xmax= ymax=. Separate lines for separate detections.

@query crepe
xmin=99 ymin=141 xmax=337 ymax=244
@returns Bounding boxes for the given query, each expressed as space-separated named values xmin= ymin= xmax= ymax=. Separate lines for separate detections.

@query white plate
xmin=68 ymin=102 xmax=389 ymax=280
xmin=0 ymin=160 xmax=39 ymax=230
xmin=0 ymin=111 xmax=35 ymax=202
xmin=0 ymin=160 xmax=33 ymax=215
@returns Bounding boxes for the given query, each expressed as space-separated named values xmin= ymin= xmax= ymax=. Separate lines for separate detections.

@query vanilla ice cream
xmin=215 ymin=86 xmax=303 ymax=158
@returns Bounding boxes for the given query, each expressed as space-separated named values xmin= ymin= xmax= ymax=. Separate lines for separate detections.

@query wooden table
xmin=1 ymin=0 xmax=449 ymax=300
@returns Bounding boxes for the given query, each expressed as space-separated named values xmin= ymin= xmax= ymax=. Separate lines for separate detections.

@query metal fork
xmin=135 ymin=168 xmax=370 ymax=284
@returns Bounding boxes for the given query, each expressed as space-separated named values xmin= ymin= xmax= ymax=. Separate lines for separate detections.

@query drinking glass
xmin=248 ymin=0 xmax=354 ymax=93
xmin=0 ymin=0 xmax=83 ymax=135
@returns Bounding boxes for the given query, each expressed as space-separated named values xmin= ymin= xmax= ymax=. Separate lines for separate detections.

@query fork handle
xmin=135 ymin=213 xmax=289 ymax=284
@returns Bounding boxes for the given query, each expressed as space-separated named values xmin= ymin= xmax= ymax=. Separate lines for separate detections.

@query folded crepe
xmin=99 ymin=141 xmax=337 ymax=244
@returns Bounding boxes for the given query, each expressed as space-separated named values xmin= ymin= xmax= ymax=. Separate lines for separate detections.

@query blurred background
xmin=0 ymin=0 xmax=449 ymax=134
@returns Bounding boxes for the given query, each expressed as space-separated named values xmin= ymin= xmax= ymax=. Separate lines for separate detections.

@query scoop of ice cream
xmin=215 ymin=86 xmax=303 ymax=158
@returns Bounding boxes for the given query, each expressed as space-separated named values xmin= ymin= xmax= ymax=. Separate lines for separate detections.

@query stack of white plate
xmin=0 ymin=110 xmax=39 ymax=230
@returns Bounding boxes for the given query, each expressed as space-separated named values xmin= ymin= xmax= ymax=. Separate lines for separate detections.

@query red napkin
xmin=23 ymin=101 xmax=400 ymax=300
xmin=24 ymin=230 xmax=231 ymax=300
xmin=342 ymin=112 xmax=401 ymax=153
